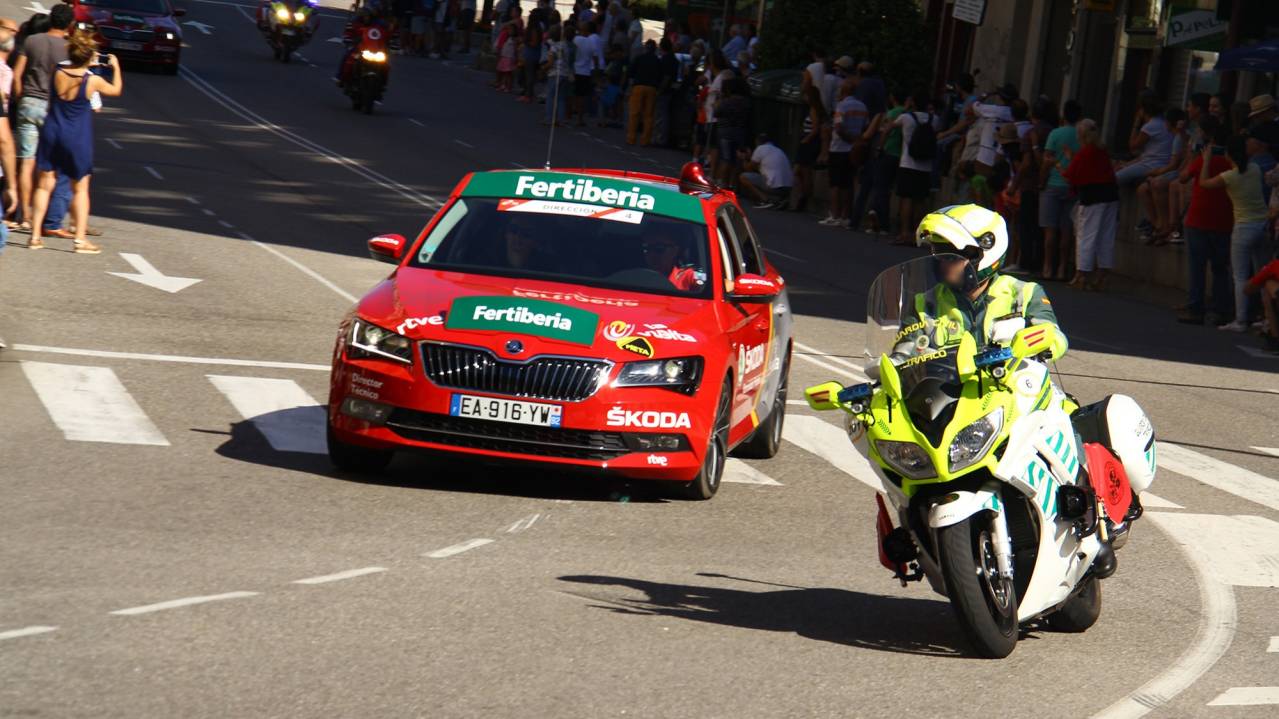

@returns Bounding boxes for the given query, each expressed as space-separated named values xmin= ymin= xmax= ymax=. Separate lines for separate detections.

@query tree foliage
xmin=756 ymin=0 xmax=931 ymax=92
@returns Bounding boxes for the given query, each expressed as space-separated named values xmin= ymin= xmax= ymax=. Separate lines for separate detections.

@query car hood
xmin=359 ymin=268 xmax=715 ymax=361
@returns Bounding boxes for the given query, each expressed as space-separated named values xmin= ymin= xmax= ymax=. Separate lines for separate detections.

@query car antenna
xmin=543 ymin=69 xmax=565 ymax=170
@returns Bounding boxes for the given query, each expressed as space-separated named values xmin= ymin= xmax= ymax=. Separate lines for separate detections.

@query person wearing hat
xmin=1247 ymin=93 xmax=1277 ymax=127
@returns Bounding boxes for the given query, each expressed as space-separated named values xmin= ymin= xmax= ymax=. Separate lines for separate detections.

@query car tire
xmin=733 ymin=351 xmax=788 ymax=459
xmin=668 ymin=378 xmax=731 ymax=501
xmin=327 ymin=424 xmax=393 ymax=474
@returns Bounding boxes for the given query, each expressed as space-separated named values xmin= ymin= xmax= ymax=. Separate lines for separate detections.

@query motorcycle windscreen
xmin=864 ymin=253 xmax=969 ymax=362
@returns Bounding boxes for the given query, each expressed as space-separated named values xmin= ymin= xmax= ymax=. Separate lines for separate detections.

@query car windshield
xmin=410 ymin=197 xmax=713 ymax=299
xmin=82 ymin=0 xmax=170 ymax=14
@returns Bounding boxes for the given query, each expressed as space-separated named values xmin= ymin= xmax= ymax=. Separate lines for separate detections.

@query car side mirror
xmin=726 ymin=273 xmax=779 ymax=302
xmin=368 ymin=234 xmax=406 ymax=264
xmin=173 ymin=7 xmax=187 ymax=16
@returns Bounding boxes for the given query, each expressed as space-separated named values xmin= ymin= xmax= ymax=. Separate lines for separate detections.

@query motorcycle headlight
xmin=875 ymin=440 xmax=936 ymax=480
xmin=948 ymin=408 xmax=1004 ymax=472
xmin=293 ymin=10 xmax=306 ymax=21
xmin=275 ymin=7 xmax=290 ymax=20
xmin=615 ymin=357 xmax=702 ymax=392
xmin=347 ymin=320 xmax=413 ymax=364
xmin=361 ymin=49 xmax=387 ymax=62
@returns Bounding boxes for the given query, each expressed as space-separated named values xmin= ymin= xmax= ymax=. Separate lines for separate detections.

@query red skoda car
xmin=328 ymin=167 xmax=793 ymax=499
xmin=73 ymin=0 xmax=184 ymax=74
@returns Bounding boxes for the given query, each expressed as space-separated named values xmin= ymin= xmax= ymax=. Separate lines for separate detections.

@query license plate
xmin=449 ymin=394 xmax=562 ymax=427
xmin=112 ymin=41 xmax=143 ymax=51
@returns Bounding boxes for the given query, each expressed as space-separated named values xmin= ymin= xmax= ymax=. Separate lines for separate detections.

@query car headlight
xmin=875 ymin=440 xmax=936 ymax=480
xmin=361 ymin=49 xmax=387 ymax=62
xmin=615 ymin=357 xmax=702 ymax=392
xmin=347 ymin=320 xmax=412 ymax=364
xmin=948 ymin=407 xmax=1004 ymax=472
xmin=293 ymin=10 xmax=306 ymax=21
xmin=275 ymin=7 xmax=290 ymax=20
xmin=162 ymin=31 xmax=175 ymax=40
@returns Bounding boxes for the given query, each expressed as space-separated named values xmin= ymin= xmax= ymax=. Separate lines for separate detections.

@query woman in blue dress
xmin=28 ymin=31 xmax=122 ymax=254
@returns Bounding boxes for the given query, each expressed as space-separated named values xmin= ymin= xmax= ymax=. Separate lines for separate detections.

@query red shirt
xmin=1062 ymin=143 xmax=1116 ymax=186
xmin=1249 ymin=259 xmax=1279 ymax=290
xmin=1184 ymin=155 xmax=1235 ymax=233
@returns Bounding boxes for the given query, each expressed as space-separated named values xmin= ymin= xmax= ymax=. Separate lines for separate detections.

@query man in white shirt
xmin=738 ymin=134 xmax=794 ymax=209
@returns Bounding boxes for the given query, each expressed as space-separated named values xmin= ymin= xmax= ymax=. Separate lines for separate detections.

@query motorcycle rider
xmin=334 ymin=7 xmax=382 ymax=83
xmin=895 ymin=203 xmax=1068 ymax=361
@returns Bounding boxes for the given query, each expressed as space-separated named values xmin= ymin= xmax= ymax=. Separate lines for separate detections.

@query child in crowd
xmin=494 ymin=17 xmax=520 ymax=92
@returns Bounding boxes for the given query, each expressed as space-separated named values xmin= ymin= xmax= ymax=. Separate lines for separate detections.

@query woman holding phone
xmin=27 ymin=31 xmax=121 ymax=254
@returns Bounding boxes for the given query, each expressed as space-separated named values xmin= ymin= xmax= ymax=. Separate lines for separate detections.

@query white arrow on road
xmin=183 ymin=20 xmax=215 ymax=35
xmin=107 ymin=253 xmax=202 ymax=293
xmin=24 ymin=2 xmax=48 ymax=14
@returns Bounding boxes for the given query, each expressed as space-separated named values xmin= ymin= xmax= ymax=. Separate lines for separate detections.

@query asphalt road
xmin=2 ymin=3 xmax=1278 ymax=717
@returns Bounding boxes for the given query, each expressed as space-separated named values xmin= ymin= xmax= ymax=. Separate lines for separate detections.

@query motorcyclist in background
xmin=334 ymin=7 xmax=381 ymax=83
xmin=894 ymin=204 xmax=1068 ymax=361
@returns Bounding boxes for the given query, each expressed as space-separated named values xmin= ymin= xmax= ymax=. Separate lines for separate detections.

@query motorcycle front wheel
xmin=938 ymin=514 xmax=1019 ymax=658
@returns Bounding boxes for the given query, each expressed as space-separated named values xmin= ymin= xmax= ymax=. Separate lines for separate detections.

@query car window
xmin=408 ymin=198 xmax=713 ymax=299
xmin=715 ymin=215 xmax=739 ymax=284
xmin=723 ymin=206 xmax=766 ymax=276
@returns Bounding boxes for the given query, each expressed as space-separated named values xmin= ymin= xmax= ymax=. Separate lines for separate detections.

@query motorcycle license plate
xmin=449 ymin=394 xmax=562 ymax=428
xmin=112 ymin=41 xmax=143 ymax=51
xmin=281 ymin=29 xmax=295 ymax=35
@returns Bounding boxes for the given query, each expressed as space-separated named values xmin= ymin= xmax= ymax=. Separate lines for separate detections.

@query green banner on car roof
xmin=461 ymin=171 xmax=706 ymax=223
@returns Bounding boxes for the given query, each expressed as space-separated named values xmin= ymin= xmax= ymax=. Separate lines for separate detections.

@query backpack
xmin=908 ymin=112 xmax=937 ymax=161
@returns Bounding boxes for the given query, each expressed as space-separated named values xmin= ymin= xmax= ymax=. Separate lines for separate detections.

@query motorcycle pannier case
xmin=1070 ymin=394 xmax=1156 ymax=494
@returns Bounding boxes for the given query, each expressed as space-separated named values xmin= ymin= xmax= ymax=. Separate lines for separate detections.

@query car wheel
xmin=669 ymin=378 xmax=731 ymax=500
xmin=327 ymin=424 xmax=393 ymax=474
xmin=733 ymin=351 xmax=788 ymax=459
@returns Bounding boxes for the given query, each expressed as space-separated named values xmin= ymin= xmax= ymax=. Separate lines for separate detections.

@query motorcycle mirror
xmin=878 ymin=354 xmax=902 ymax=401
xmin=804 ymin=381 xmax=845 ymax=411
xmin=956 ymin=333 xmax=977 ymax=381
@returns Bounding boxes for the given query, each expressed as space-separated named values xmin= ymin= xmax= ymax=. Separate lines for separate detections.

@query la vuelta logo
xmin=602 ymin=320 xmax=634 ymax=342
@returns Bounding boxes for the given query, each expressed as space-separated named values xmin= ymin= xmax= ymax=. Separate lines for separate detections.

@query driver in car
xmin=895 ymin=204 xmax=1066 ymax=360
xmin=499 ymin=217 xmax=555 ymax=272
xmin=642 ymin=233 xmax=702 ymax=291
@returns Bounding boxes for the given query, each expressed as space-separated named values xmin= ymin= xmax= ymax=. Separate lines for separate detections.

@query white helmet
xmin=916 ymin=204 xmax=1010 ymax=290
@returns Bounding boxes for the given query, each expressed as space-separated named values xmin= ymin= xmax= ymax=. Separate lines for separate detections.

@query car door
xmin=716 ymin=205 xmax=774 ymax=433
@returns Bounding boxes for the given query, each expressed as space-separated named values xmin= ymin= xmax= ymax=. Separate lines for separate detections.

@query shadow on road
xmin=558 ymin=573 xmax=973 ymax=658
xmin=211 ymin=411 xmax=666 ymax=503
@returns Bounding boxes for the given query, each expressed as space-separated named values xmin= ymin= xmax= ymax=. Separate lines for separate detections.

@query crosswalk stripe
xmin=1254 ymin=446 xmax=1279 ymax=458
xmin=207 ymin=375 xmax=327 ymax=454
xmin=1159 ymin=442 xmax=1279 ymax=514
xmin=20 ymin=361 xmax=169 ymax=445
xmin=1207 ymin=687 xmax=1279 ymax=706
xmin=723 ymin=459 xmax=782 ymax=485
xmin=782 ymin=415 xmax=881 ymax=491
xmin=1146 ymin=513 xmax=1279 ymax=587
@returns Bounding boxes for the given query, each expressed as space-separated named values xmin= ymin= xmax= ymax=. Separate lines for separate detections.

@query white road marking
xmin=182 ymin=19 xmax=215 ymax=35
xmin=202 ymin=208 xmax=216 ymax=216
xmin=242 ymin=233 xmax=359 ymax=304
xmin=144 ymin=165 xmax=164 ymax=180
xmin=326 ymin=36 xmax=343 ymax=43
xmin=1159 ymin=442 xmax=1279 ymax=514
xmin=21 ymin=362 xmax=169 ymax=446
xmin=1269 ymin=636 xmax=1279 ymax=653
xmin=1207 ymin=687 xmax=1279 ymax=706
xmin=1237 ymin=344 xmax=1279 ymax=359
xmin=207 ymin=375 xmax=327 ymax=454
xmin=105 ymin=137 xmax=123 ymax=150
xmin=1139 ymin=492 xmax=1183 ymax=509
xmin=792 ymin=341 xmax=870 ymax=382
xmin=185 ymin=196 xmax=201 ymax=205
xmin=178 ymin=67 xmax=439 ymax=208
xmin=292 ymin=566 xmax=387 ymax=585
xmin=765 ymin=248 xmax=806 ymax=263
xmin=510 ymin=162 xmax=527 ymax=168
xmin=10 ymin=344 xmax=328 ymax=371
xmin=108 ymin=252 xmax=203 ymax=293
xmin=785 ymin=399 xmax=809 ymax=406
xmin=453 ymin=139 xmax=473 ymax=148
xmin=308 ymin=63 xmax=318 ymax=68
xmin=1091 ymin=516 xmax=1236 ymax=719
xmin=0 ymin=625 xmax=56 ymax=641
xmin=23 ymin=2 xmax=48 ymax=15
xmin=110 ymin=591 xmax=259 ymax=616
xmin=425 ymin=538 xmax=494 ymax=558
xmin=217 ymin=220 xmax=234 ymax=229
xmin=782 ymin=415 xmax=880 ymax=491
xmin=504 ymin=514 xmax=541 ymax=533
xmin=1254 ymin=446 xmax=1279 ymax=458
xmin=1146 ymin=513 xmax=1279 ymax=587
xmin=409 ymin=118 xmax=425 ymax=127
xmin=723 ymin=459 xmax=782 ymax=485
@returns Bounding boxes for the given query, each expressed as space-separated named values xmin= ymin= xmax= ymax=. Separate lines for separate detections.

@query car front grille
xmin=385 ymin=409 xmax=629 ymax=460
xmin=100 ymin=26 xmax=156 ymax=42
xmin=421 ymin=343 xmax=611 ymax=402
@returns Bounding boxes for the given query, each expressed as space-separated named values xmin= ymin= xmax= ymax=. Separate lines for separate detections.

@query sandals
xmin=27 ymin=238 xmax=43 ymax=250
xmin=73 ymin=240 xmax=101 ymax=254
xmin=44 ymin=228 xmax=75 ymax=240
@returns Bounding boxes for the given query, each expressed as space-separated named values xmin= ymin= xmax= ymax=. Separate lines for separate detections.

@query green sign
xmin=461 ymin=171 xmax=706 ymax=223
xmin=447 ymin=296 xmax=600 ymax=346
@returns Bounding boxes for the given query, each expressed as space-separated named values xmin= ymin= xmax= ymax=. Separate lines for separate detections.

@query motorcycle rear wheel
xmin=938 ymin=514 xmax=1019 ymax=658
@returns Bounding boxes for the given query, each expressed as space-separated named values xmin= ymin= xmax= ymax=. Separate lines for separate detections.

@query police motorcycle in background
xmin=339 ymin=16 xmax=390 ymax=114
xmin=257 ymin=0 xmax=318 ymax=62
xmin=805 ymin=254 xmax=1157 ymax=658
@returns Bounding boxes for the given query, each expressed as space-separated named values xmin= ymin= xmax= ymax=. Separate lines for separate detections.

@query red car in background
xmin=327 ymin=166 xmax=794 ymax=500
xmin=73 ymin=0 xmax=184 ymax=74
